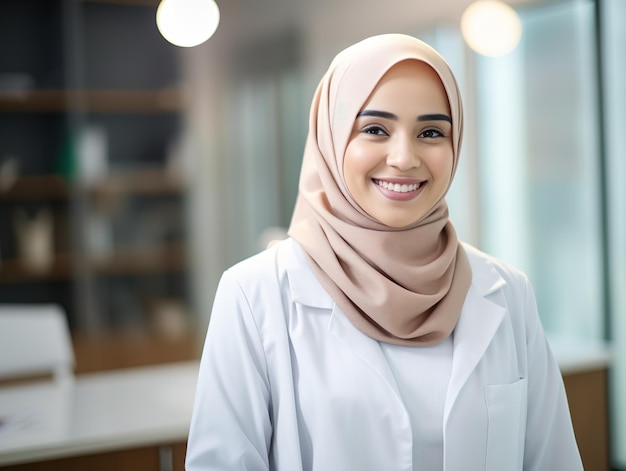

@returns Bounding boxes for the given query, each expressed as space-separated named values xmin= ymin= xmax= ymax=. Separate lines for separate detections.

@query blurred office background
xmin=0 ymin=0 xmax=623 ymax=469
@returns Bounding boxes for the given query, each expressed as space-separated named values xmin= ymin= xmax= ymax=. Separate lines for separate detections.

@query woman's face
xmin=343 ymin=60 xmax=454 ymax=228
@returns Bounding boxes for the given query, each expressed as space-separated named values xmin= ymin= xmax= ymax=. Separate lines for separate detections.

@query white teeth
xmin=374 ymin=179 xmax=420 ymax=193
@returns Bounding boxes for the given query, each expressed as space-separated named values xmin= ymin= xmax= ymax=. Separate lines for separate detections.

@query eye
xmin=418 ymin=128 xmax=445 ymax=139
xmin=362 ymin=125 xmax=388 ymax=136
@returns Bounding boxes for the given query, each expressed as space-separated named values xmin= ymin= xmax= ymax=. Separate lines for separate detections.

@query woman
xmin=186 ymin=33 xmax=583 ymax=471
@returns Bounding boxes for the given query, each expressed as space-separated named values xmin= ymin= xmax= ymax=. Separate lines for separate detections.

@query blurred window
xmin=474 ymin=0 xmax=604 ymax=339
xmin=602 ymin=0 xmax=626 ymax=466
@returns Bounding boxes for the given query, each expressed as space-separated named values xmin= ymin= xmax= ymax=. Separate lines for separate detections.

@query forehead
xmin=360 ymin=60 xmax=450 ymax=112
xmin=364 ymin=60 xmax=449 ymax=107
xmin=381 ymin=59 xmax=439 ymax=77
xmin=328 ymin=51 xmax=461 ymax=160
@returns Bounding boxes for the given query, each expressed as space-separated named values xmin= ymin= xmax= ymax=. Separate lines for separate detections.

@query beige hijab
xmin=287 ymin=34 xmax=472 ymax=346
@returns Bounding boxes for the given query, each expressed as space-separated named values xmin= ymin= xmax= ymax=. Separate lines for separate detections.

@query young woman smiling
xmin=343 ymin=60 xmax=454 ymax=228
xmin=186 ymin=34 xmax=583 ymax=471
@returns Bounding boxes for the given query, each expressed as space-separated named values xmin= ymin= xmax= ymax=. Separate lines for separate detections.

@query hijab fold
xmin=288 ymin=34 xmax=472 ymax=346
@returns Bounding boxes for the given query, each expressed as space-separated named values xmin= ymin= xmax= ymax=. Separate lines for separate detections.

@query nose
xmin=386 ymin=135 xmax=421 ymax=171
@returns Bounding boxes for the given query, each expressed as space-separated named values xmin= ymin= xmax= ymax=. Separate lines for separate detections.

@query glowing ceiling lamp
xmin=156 ymin=0 xmax=220 ymax=48
xmin=460 ymin=0 xmax=522 ymax=57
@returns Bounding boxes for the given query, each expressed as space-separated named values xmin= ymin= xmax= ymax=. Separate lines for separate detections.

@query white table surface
xmin=0 ymin=360 xmax=199 ymax=466
xmin=0 ymin=337 xmax=613 ymax=466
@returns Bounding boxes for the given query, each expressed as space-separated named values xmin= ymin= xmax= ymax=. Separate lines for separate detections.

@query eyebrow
xmin=418 ymin=113 xmax=452 ymax=124
xmin=356 ymin=110 xmax=452 ymax=124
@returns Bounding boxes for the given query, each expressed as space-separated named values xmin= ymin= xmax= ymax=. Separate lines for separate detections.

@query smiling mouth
xmin=373 ymin=179 xmax=425 ymax=193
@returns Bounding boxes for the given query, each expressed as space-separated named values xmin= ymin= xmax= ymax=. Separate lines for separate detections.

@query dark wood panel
xmin=0 ymin=89 xmax=183 ymax=113
xmin=563 ymin=368 xmax=610 ymax=471
xmin=72 ymin=330 xmax=200 ymax=374
xmin=1 ymin=442 xmax=186 ymax=471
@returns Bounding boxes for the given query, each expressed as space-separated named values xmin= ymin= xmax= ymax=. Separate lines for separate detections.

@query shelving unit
xmin=0 ymin=88 xmax=183 ymax=113
xmin=0 ymin=0 xmax=198 ymax=371
xmin=0 ymin=242 xmax=186 ymax=284
xmin=0 ymin=174 xmax=70 ymax=200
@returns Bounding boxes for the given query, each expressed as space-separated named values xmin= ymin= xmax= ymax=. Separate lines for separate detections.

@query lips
xmin=372 ymin=178 xmax=424 ymax=193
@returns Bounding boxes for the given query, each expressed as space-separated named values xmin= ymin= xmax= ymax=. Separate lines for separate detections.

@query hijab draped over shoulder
xmin=287 ymin=33 xmax=472 ymax=346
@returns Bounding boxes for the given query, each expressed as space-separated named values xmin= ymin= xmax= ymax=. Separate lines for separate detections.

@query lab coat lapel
xmin=282 ymin=239 xmax=400 ymax=393
xmin=328 ymin=305 xmax=401 ymax=395
xmin=444 ymin=254 xmax=507 ymax=423
xmin=282 ymin=238 xmax=508 ymax=407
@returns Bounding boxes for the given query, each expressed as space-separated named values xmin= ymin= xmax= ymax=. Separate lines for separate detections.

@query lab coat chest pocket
xmin=484 ymin=377 xmax=527 ymax=471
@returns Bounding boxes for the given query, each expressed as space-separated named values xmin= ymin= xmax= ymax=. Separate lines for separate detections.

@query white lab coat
xmin=186 ymin=238 xmax=583 ymax=471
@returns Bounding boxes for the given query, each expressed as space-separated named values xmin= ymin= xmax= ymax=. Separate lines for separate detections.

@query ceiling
xmin=217 ymin=0 xmax=547 ymax=38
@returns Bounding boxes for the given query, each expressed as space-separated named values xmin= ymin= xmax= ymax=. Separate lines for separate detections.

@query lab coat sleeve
xmin=186 ymin=269 xmax=272 ymax=471
xmin=522 ymin=277 xmax=584 ymax=470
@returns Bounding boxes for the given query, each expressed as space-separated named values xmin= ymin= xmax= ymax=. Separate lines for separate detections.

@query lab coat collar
xmin=281 ymin=239 xmax=508 ymax=409
xmin=281 ymin=238 xmax=335 ymax=309
xmin=281 ymin=238 xmax=401 ymax=393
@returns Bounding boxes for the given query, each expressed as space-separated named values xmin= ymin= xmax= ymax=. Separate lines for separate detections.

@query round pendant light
xmin=156 ymin=0 xmax=220 ymax=48
xmin=461 ymin=0 xmax=522 ymax=57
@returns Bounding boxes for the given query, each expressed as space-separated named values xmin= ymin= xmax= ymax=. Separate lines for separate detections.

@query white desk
xmin=0 ymin=361 xmax=198 ymax=467
xmin=0 ymin=340 xmax=612 ymax=469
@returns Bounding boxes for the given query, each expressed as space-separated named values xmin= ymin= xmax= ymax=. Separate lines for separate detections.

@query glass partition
xmin=474 ymin=0 xmax=604 ymax=339
xmin=602 ymin=0 xmax=626 ymax=466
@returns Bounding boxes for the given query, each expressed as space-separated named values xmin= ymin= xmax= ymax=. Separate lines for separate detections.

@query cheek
xmin=428 ymin=150 xmax=454 ymax=189
xmin=343 ymin=142 xmax=377 ymax=185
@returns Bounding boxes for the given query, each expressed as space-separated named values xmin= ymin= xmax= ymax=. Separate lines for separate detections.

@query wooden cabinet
xmin=0 ymin=443 xmax=187 ymax=471
xmin=563 ymin=368 xmax=611 ymax=471
xmin=0 ymin=0 xmax=199 ymax=370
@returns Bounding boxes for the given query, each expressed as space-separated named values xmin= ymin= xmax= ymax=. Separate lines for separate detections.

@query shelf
xmin=0 ymin=253 xmax=75 ymax=284
xmin=0 ymin=170 xmax=185 ymax=201
xmin=0 ymin=174 xmax=71 ymax=200
xmin=82 ymin=89 xmax=183 ymax=113
xmin=91 ymin=243 xmax=187 ymax=276
xmin=0 ymin=89 xmax=183 ymax=113
xmin=0 ymin=244 xmax=187 ymax=284
xmin=0 ymin=90 xmax=66 ymax=113
xmin=90 ymin=169 xmax=186 ymax=197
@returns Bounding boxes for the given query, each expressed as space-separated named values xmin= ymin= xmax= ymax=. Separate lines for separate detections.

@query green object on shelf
xmin=57 ymin=129 xmax=77 ymax=181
